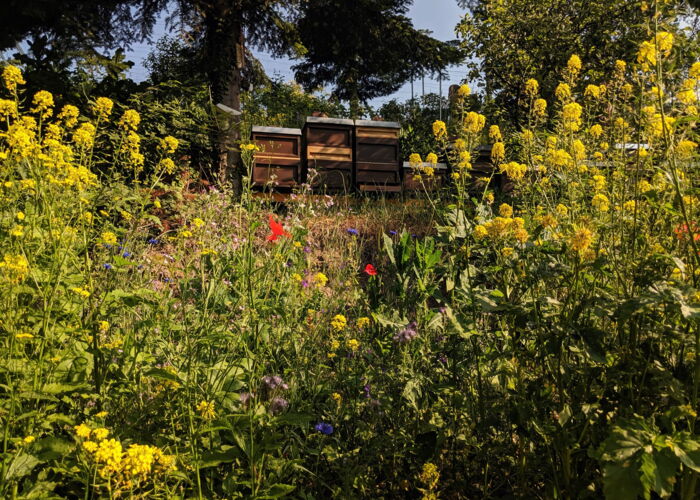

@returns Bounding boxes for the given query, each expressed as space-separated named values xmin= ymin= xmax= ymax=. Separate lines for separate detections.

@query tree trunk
xmin=205 ymin=0 xmax=244 ymax=193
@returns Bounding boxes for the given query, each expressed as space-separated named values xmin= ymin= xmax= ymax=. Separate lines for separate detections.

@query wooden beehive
xmin=251 ymin=126 xmax=302 ymax=188
xmin=403 ymin=162 xmax=447 ymax=191
xmin=303 ymin=117 xmax=354 ymax=191
xmin=354 ymin=119 xmax=402 ymax=192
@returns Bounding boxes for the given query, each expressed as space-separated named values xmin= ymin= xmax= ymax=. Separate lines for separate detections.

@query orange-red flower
xmin=364 ymin=264 xmax=377 ymax=276
xmin=267 ymin=215 xmax=291 ymax=242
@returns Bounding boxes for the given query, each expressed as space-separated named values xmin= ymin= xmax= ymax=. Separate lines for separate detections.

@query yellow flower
xmin=457 ymin=83 xmax=471 ymax=97
xmin=75 ymin=423 xmax=92 ymax=439
xmin=419 ymin=463 xmax=440 ymax=490
xmin=638 ymin=40 xmax=656 ymax=69
xmin=196 ymin=400 xmax=216 ymax=420
xmin=192 ymin=218 xmax=205 ymax=228
xmin=330 ymin=339 xmax=340 ymax=351
xmin=569 ymin=227 xmax=594 ymax=253
xmin=409 ymin=153 xmax=422 ymax=167
xmin=567 ymin=54 xmax=582 ymax=75
xmin=432 ymin=120 xmax=447 ymax=138
xmin=57 ymin=104 xmax=79 ymax=128
xmin=92 ymin=97 xmax=114 ymax=120
xmin=473 ymin=224 xmax=488 ymax=240
xmin=101 ymin=231 xmax=117 ymax=245
xmin=346 ymin=339 xmax=360 ymax=352
xmin=2 ymin=65 xmax=25 ymax=92
xmin=677 ymin=140 xmax=698 ymax=159
xmin=555 ymin=204 xmax=569 ymax=216
xmin=330 ymin=314 xmax=347 ymax=332
xmin=525 ymin=78 xmax=539 ymax=97
xmin=499 ymin=203 xmax=513 ymax=217
xmin=572 ymin=140 xmax=586 ymax=161
xmin=32 ymin=91 xmax=54 ymax=118
xmin=514 ymin=228 xmax=529 ymax=243
xmin=118 ymin=109 xmax=141 ymax=131
xmin=584 ymin=84 xmax=601 ymax=99
xmin=491 ymin=142 xmax=505 ymax=163
xmin=95 ymin=411 xmax=108 ymax=418
xmin=82 ymin=441 xmax=98 ymax=453
xmin=15 ymin=333 xmax=34 ymax=339
xmin=159 ymin=136 xmax=179 ymax=154
xmin=98 ymin=321 xmax=110 ymax=333
xmin=615 ymin=60 xmax=627 ymax=74
xmin=499 ymin=161 xmax=527 ymax=181
xmin=94 ymin=438 xmax=122 ymax=474
xmin=0 ymin=254 xmax=29 ymax=283
xmin=71 ymin=287 xmax=91 ymax=298
xmin=562 ymin=102 xmax=582 ymax=132
xmin=92 ymin=428 xmax=110 ymax=441
xmin=72 ymin=122 xmax=96 ymax=149
xmin=555 ymin=83 xmax=571 ymax=101
xmin=489 ymin=125 xmax=502 ymax=142
xmin=425 ymin=152 xmax=438 ymax=165
xmin=690 ymin=62 xmax=700 ymax=79
xmin=592 ymin=193 xmax=610 ymax=211
xmin=589 ymin=124 xmax=603 ymax=138
xmin=451 ymin=172 xmax=460 ymax=181
xmin=423 ymin=166 xmax=435 ymax=178
xmin=0 ymin=98 xmax=18 ymax=119
xmin=501 ymin=247 xmax=514 ymax=258
xmin=23 ymin=436 xmax=35 ymax=444
xmin=533 ymin=98 xmax=547 ymax=117
xmin=313 ymin=272 xmax=328 ymax=287
xmin=656 ymin=32 xmax=673 ymax=56
xmin=357 ymin=317 xmax=370 ymax=329
xmin=592 ymin=174 xmax=607 ymax=191
xmin=331 ymin=392 xmax=342 ymax=404
xmin=463 ymin=112 xmax=486 ymax=134
xmin=521 ymin=129 xmax=534 ymax=142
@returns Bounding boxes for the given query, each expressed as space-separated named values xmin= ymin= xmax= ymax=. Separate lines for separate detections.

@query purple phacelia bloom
xmin=314 ymin=422 xmax=334 ymax=435
xmin=301 ymin=280 xmax=309 ymax=288
xmin=269 ymin=397 xmax=289 ymax=414
xmin=103 ymin=263 xmax=112 ymax=270
xmin=346 ymin=228 xmax=359 ymax=236
xmin=262 ymin=375 xmax=288 ymax=390
xmin=363 ymin=384 xmax=371 ymax=398
xmin=394 ymin=321 xmax=418 ymax=343
xmin=303 ymin=246 xmax=311 ymax=253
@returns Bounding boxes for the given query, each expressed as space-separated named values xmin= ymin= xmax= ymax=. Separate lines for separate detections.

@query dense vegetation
xmin=2 ymin=1 xmax=700 ymax=499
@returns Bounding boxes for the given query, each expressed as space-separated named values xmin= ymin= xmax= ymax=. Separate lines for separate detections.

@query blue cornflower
xmin=103 ymin=263 xmax=112 ymax=270
xmin=346 ymin=228 xmax=359 ymax=236
xmin=147 ymin=238 xmax=159 ymax=245
xmin=122 ymin=251 xmax=132 ymax=258
xmin=314 ymin=422 xmax=334 ymax=435
xmin=389 ymin=230 xmax=397 ymax=236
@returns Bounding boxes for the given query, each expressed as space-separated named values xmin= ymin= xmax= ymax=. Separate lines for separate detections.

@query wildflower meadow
xmin=2 ymin=1 xmax=700 ymax=498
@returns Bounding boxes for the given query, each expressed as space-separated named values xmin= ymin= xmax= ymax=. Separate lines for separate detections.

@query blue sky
xmin=124 ymin=0 xmax=468 ymax=107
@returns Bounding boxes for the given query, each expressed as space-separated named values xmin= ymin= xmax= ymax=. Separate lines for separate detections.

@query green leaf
xmin=34 ymin=437 xmax=75 ymax=461
xmin=602 ymin=462 xmax=643 ymax=500
xmin=403 ymin=379 xmax=421 ymax=410
xmin=199 ymin=447 xmax=240 ymax=468
xmin=257 ymin=483 xmax=296 ymax=498
xmin=4 ymin=452 xmax=40 ymax=480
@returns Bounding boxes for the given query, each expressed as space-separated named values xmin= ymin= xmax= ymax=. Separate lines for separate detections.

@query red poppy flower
xmin=267 ymin=215 xmax=291 ymax=242
xmin=364 ymin=264 xmax=377 ymax=276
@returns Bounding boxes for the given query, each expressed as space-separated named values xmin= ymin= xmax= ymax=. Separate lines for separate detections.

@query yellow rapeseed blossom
xmin=499 ymin=203 xmax=513 ymax=217
xmin=615 ymin=60 xmax=627 ymax=74
xmin=562 ymin=102 xmax=582 ymax=132
xmin=491 ymin=142 xmax=505 ymax=163
xmin=525 ymin=78 xmax=539 ymax=97
xmin=92 ymin=428 xmax=110 ymax=441
xmin=118 ymin=109 xmax=141 ymax=131
xmin=432 ymin=120 xmax=447 ymax=138
xmin=2 ymin=65 xmax=25 ymax=92
xmin=677 ymin=140 xmax=698 ymax=159
xmin=499 ymin=161 xmax=527 ymax=181
xmin=409 ymin=153 xmax=422 ymax=167
xmin=57 ymin=104 xmax=79 ymax=128
xmin=346 ymin=339 xmax=360 ymax=352
xmin=75 ymin=423 xmax=92 ymax=439
xmin=569 ymin=227 xmax=594 ymax=253
xmin=567 ymin=54 xmax=582 ymax=76
xmin=314 ymin=272 xmax=328 ymax=287
xmin=584 ymin=84 xmax=601 ymax=99
xmin=94 ymin=438 xmax=123 ymax=475
xmin=463 ymin=112 xmax=486 ymax=134
xmin=425 ymin=152 xmax=438 ymax=165
xmin=0 ymin=254 xmax=29 ymax=283
xmin=31 ymin=91 xmax=54 ymax=119
xmin=159 ymin=136 xmax=179 ymax=154
xmin=690 ymin=62 xmax=700 ymax=79
xmin=331 ymin=392 xmax=342 ymax=404
xmin=592 ymin=193 xmax=610 ymax=211
xmin=92 ymin=97 xmax=114 ymax=120
xmin=196 ymin=400 xmax=216 ymax=420
xmin=592 ymin=174 xmax=607 ymax=191
xmin=419 ymin=463 xmax=440 ymax=490
xmin=23 ymin=436 xmax=35 ymax=444
xmin=457 ymin=83 xmax=471 ymax=97
xmin=357 ymin=317 xmax=370 ymax=329
xmin=555 ymin=83 xmax=572 ymax=101
xmin=158 ymin=158 xmax=176 ymax=174
xmin=473 ymin=224 xmax=488 ymax=240
xmin=0 ymin=98 xmax=18 ymax=119
xmin=489 ymin=125 xmax=502 ymax=142
xmin=555 ymin=204 xmax=569 ymax=216
xmin=572 ymin=140 xmax=586 ymax=161
xmin=72 ymin=122 xmax=96 ymax=149
xmin=533 ymin=98 xmax=547 ymax=117
xmin=101 ymin=231 xmax=117 ymax=245
xmin=656 ymin=32 xmax=674 ymax=56
xmin=589 ymin=124 xmax=603 ymax=138
xmin=330 ymin=314 xmax=347 ymax=332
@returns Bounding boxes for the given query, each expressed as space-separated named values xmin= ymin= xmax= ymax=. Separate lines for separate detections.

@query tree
xmin=292 ymin=0 xmax=463 ymax=117
xmin=456 ymin=0 xmax=651 ymax=125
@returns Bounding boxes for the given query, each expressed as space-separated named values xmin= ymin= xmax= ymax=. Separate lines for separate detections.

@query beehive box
xmin=303 ymin=117 xmax=354 ymax=191
xmin=354 ymin=119 xmax=401 ymax=192
xmin=251 ymin=126 xmax=302 ymax=188
xmin=403 ymin=162 xmax=447 ymax=191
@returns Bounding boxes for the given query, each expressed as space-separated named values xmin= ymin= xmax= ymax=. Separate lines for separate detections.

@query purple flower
xmin=303 ymin=246 xmax=311 ymax=253
xmin=147 ymin=238 xmax=159 ymax=245
xmin=301 ymin=280 xmax=309 ymax=288
xmin=389 ymin=230 xmax=397 ymax=236
xmin=122 ymin=251 xmax=132 ymax=258
xmin=363 ymin=384 xmax=371 ymax=398
xmin=262 ymin=375 xmax=288 ymax=390
xmin=269 ymin=397 xmax=289 ymax=414
xmin=103 ymin=263 xmax=112 ymax=270
xmin=394 ymin=321 xmax=419 ymax=344
xmin=314 ymin=422 xmax=334 ymax=435
xmin=438 ymin=353 xmax=448 ymax=364
xmin=346 ymin=228 xmax=359 ymax=236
